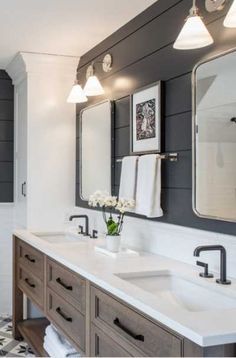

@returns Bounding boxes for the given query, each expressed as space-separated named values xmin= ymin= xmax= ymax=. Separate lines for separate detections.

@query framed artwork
xmin=130 ymin=81 xmax=161 ymax=154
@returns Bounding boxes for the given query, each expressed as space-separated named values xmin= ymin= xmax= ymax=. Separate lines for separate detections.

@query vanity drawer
xmin=46 ymin=288 xmax=85 ymax=352
xmin=18 ymin=266 xmax=44 ymax=309
xmin=46 ymin=258 xmax=85 ymax=314
xmin=90 ymin=324 xmax=132 ymax=357
xmin=91 ymin=286 xmax=182 ymax=357
xmin=17 ymin=239 xmax=44 ymax=280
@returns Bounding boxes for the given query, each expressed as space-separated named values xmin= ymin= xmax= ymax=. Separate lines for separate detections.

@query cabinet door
xmin=14 ymin=79 xmax=27 ymax=227
xmin=46 ymin=288 xmax=85 ymax=353
xmin=46 ymin=258 xmax=86 ymax=314
xmin=18 ymin=266 xmax=44 ymax=310
xmin=17 ymin=239 xmax=44 ymax=280
xmin=91 ymin=324 xmax=131 ymax=357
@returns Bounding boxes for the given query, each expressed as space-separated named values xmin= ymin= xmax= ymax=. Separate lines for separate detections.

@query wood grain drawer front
xmin=17 ymin=240 xmax=44 ymax=280
xmin=91 ymin=286 xmax=182 ymax=357
xmin=47 ymin=258 xmax=85 ymax=314
xmin=91 ymin=324 xmax=131 ymax=357
xmin=46 ymin=288 xmax=85 ymax=352
xmin=18 ymin=266 xmax=44 ymax=309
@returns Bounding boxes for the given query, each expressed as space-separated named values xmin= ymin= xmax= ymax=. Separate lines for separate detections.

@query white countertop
xmin=14 ymin=229 xmax=236 ymax=347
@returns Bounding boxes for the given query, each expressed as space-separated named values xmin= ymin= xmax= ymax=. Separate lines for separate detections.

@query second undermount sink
xmin=116 ymin=270 xmax=236 ymax=312
xmin=33 ymin=231 xmax=87 ymax=244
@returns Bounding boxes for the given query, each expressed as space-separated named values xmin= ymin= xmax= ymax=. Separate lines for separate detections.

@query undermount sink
xmin=33 ymin=231 xmax=86 ymax=244
xmin=116 ymin=270 xmax=236 ymax=312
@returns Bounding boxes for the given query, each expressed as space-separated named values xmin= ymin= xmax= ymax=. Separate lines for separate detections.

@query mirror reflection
xmin=80 ymin=100 xmax=113 ymax=201
xmin=193 ymin=50 xmax=236 ymax=222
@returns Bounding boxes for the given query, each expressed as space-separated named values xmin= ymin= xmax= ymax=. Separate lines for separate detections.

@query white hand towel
xmin=44 ymin=335 xmax=80 ymax=357
xmin=44 ymin=340 xmax=61 ymax=358
xmin=45 ymin=325 xmax=78 ymax=356
xmin=119 ymin=156 xmax=138 ymax=201
xmin=135 ymin=154 xmax=163 ymax=218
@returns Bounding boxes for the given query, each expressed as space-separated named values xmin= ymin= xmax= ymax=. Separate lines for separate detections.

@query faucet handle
xmin=196 ymin=261 xmax=214 ymax=278
xmin=90 ymin=230 xmax=98 ymax=239
xmin=78 ymin=225 xmax=85 ymax=235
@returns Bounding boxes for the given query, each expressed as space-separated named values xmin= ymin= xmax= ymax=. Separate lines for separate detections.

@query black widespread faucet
xmin=69 ymin=215 xmax=89 ymax=236
xmin=193 ymin=245 xmax=231 ymax=285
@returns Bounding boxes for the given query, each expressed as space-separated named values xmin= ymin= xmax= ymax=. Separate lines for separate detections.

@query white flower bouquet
xmin=89 ymin=191 xmax=135 ymax=236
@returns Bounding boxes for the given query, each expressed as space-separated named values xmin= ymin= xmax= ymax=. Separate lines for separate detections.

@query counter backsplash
xmin=70 ymin=207 xmax=236 ymax=278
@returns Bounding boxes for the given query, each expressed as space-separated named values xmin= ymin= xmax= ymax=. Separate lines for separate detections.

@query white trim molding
xmin=6 ymin=51 xmax=79 ymax=85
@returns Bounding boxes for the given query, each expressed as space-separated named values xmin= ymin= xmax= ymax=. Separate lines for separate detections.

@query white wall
xmin=0 ymin=205 xmax=14 ymax=316
xmin=7 ymin=52 xmax=78 ymax=232
xmin=0 ymin=52 xmax=79 ymax=316
xmin=71 ymin=206 xmax=236 ymax=278
xmin=27 ymin=71 xmax=76 ymax=231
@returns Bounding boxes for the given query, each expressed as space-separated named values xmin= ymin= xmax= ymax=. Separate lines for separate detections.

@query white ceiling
xmin=0 ymin=0 xmax=156 ymax=69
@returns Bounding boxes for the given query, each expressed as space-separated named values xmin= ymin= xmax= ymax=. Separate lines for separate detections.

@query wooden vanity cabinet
xmin=13 ymin=237 xmax=86 ymax=357
xmin=46 ymin=288 xmax=85 ymax=351
xmin=13 ymin=236 xmax=236 ymax=357
xmin=16 ymin=238 xmax=45 ymax=310
xmin=18 ymin=266 xmax=44 ymax=309
xmin=89 ymin=286 xmax=236 ymax=358
xmin=46 ymin=258 xmax=86 ymax=352
xmin=90 ymin=285 xmax=183 ymax=357
xmin=16 ymin=239 xmax=44 ymax=279
xmin=13 ymin=237 xmax=49 ymax=357
xmin=46 ymin=258 xmax=86 ymax=313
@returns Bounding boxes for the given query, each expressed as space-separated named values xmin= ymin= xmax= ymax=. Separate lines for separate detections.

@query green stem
xmin=118 ymin=213 xmax=125 ymax=234
xmin=102 ymin=207 xmax=107 ymax=225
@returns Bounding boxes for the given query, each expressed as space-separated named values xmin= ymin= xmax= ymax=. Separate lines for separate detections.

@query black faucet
xmin=69 ymin=215 xmax=89 ymax=236
xmin=193 ymin=245 xmax=231 ymax=285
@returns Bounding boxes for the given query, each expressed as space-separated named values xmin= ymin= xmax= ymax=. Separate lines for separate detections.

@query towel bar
xmin=116 ymin=153 xmax=178 ymax=163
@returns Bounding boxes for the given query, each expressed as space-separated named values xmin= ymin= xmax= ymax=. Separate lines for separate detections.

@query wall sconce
xmin=206 ymin=0 xmax=236 ymax=27
xmin=84 ymin=54 xmax=113 ymax=96
xmin=224 ymin=0 xmax=236 ymax=27
xmin=173 ymin=0 xmax=214 ymax=50
xmin=67 ymin=80 xmax=88 ymax=103
xmin=84 ymin=65 xmax=104 ymax=96
xmin=174 ymin=0 xmax=236 ymax=50
xmin=205 ymin=0 xmax=226 ymax=11
xmin=67 ymin=54 xmax=112 ymax=102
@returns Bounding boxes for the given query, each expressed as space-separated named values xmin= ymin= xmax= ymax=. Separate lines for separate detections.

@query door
xmin=14 ymin=78 xmax=27 ymax=227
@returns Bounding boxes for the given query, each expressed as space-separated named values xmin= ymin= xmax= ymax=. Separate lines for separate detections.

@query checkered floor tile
xmin=0 ymin=317 xmax=35 ymax=357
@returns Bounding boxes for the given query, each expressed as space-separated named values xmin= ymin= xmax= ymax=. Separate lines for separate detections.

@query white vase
xmin=106 ymin=235 xmax=121 ymax=253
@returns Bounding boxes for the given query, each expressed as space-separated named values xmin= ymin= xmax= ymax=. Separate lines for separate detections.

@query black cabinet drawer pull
xmin=56 ymin=277 xmax=73 ymax=291
xmin=56 ymin=307 xmax=72 ymax=322
xmin=113 ymin=318 xmax=144 ymax=342
xmin=21 ymin=182 xmax=26 ymax=197
xmin=25 ymin=278 xmax=35 ymax=288
xmin=24 ymin=254 xmax=35 ymax=263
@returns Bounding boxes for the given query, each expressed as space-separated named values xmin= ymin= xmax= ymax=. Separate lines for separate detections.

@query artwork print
xmin=131 ymin=81 xmax=161 ymax=154
xmin=136 ymin=98 xmax=156 ymax=141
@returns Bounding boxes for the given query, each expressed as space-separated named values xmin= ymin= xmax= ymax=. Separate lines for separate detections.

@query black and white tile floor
xmin=0 ymin=317 xmax=35 ymax=357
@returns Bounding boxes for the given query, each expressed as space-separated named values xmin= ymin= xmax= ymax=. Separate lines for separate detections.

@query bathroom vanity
xmin=13 ymin=231 xmax=236 ymax=357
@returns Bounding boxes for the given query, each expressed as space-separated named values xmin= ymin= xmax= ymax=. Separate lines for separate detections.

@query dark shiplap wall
xmin=0 ymin=70 xmax=13 ymax=202
xmin=76 ymin=0 xmax=236 ymax=235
